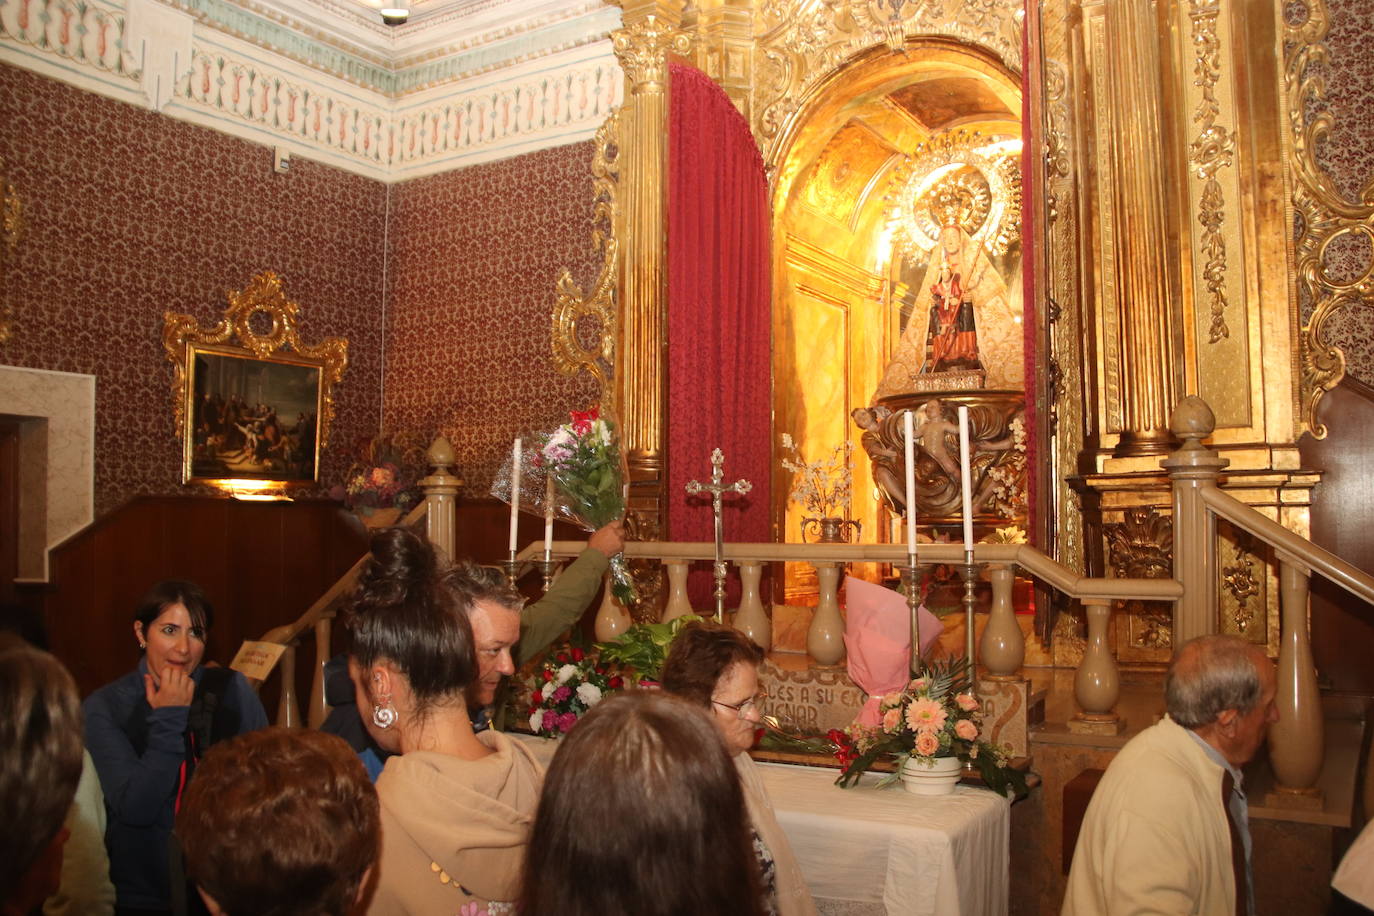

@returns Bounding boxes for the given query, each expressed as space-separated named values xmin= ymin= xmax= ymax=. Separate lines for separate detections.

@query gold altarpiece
xmin=550 ymin=0 xmax=1369 ymax=652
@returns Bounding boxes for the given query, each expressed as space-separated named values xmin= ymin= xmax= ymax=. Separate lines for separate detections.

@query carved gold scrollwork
xmin=0 ymin=156 xmax=23 ymax=345
xmin=1221 ymin=538 xmax=1260 ymax=633
xmin=753 ymin=0 xmax=1023 ymax=164
xmin=1286 ymin=0 xmax=1374 ymax=438
xmin=1105 ymin=506 xmax=1174 ymax=649
xmin=1187 ymin=0 xmax=1235 ymax=344
xmin=551 ymin=110 xmax=621 ymax=407
xmin=162 ymin=271 xmax=348 ymax=451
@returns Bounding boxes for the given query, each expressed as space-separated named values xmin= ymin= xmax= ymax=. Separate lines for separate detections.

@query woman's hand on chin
xmin=144 ymin=665 xmax=195 ymax=708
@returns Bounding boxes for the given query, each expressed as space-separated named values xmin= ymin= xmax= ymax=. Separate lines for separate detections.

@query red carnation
xmin=571 ymin=647 xmax=585 ymax=662
xmin=608 ymin=676 xmax=624 ymax=689
xmin=557 ymin=653 xmax=569 ymax=664
xmin=542 ymin=669 xmax=554 ymax=683
xmin=531 ymin=690 xmax=543 ymax=705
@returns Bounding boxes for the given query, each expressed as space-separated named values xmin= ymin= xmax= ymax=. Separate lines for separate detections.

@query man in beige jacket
xmin=1062 ymin=634 xmax=1277 ymax=916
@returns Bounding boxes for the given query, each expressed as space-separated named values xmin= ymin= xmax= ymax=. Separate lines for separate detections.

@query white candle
xmin=903 ymin=409 xmax=918 ymax=556
xmin=957 ymin=405 xmax=974 ymax=554
xmin=508 ymin=438 xmax=522 ymax=555
xmin=544 ymin=474 xmax=555 ymax=559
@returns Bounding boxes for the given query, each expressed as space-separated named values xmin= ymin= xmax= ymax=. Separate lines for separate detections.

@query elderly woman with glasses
xmin=661 ymin=621 xmax=817 ymax=916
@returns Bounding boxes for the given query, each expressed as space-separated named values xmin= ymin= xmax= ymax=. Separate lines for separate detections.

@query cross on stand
xmin=684 ymin=448 xmax=752 ymax=623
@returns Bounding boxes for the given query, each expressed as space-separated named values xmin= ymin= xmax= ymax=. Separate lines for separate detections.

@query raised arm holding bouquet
xmin=537 ymin=406 xmax=638 ymax=605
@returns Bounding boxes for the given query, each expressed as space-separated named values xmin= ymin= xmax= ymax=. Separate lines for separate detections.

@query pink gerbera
xmin=905 ymin=697 xmax=948 ymax=734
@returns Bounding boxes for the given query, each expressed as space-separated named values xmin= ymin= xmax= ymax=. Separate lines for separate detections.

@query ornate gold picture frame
xmin=163 ymin=272 xmax=348 ymax=486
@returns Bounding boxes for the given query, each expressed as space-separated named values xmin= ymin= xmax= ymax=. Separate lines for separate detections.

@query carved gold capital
xmin=612 ymin=16 xmax=693 ymax=92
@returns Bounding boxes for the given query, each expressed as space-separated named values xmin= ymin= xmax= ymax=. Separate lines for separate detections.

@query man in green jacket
xmin=468 ymin=520 xmax=625 ymax=728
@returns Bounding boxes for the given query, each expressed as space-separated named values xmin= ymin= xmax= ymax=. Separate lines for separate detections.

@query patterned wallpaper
xmin=1312 ymin=0 xmax=1374 ymax=388
xmin=0 ymin=62 xmax=387 ymax=516
xmin=382 ymin=142 xmax=602 ymax=497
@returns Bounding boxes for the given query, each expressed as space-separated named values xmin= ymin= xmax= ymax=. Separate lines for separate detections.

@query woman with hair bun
xmin=520 ymin=691 xmax=766 ymax=916
xmin=83 ymin=579 xmax=267 ymax=916
xmin=347 ymin=527 xmax=542 ymax=915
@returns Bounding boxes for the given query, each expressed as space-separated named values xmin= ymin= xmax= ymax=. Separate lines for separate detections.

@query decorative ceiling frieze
xmin=0 ymin=0 xmax=623 ymax=180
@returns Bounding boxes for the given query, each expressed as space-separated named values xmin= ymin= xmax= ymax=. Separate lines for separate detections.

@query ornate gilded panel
xmin=1286 ymin=0 xmax=1374 ymax=437
xmin=0 ymin=156 xmax=22 ymax=345
xmin=751 ymin=0 xmax=1023 ymax=166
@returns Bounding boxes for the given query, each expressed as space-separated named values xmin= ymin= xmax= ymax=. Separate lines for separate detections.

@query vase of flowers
xmin=528 ymin=648 xmax=621 ymax=737
xmin=332 ymin=432 xmax=427 ymax=525
xmin=779 ymin=434 xmax=858 ymax=543
xmin=828 ymin=658 xmax=1026 ymax=797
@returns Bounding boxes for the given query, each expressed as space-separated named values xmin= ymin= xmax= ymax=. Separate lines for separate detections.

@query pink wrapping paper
xmin=842 ymin=575 xmax=943 ymax=727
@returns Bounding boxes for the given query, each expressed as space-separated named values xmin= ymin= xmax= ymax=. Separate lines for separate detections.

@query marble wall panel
xmin=382 ymin=142 xmax=602 ymax=498
xmin=0 ymin=62 xmax=387 ymax=517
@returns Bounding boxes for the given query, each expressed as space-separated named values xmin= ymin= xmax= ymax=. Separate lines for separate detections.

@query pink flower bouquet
xmin=831 ymin=657 xmax=1025 ymax=796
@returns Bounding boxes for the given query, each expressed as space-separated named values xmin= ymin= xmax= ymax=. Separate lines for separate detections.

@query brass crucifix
xmin=685 ymin=448 xmax=753 ymax=623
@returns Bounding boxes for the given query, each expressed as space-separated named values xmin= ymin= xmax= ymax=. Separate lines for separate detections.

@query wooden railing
xmin=247 ymin=436 xmax=460 ymax=727
xmin=253 ymin=402 xmax=1374 ymax=809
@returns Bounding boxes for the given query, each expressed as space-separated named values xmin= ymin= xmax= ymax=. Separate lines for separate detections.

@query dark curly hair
xmin=661 ymin=621 xmax=765 ymax=710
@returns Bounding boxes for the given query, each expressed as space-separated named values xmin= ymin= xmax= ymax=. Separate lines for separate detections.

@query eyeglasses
xmin=711 ymin=691 xmax=767 ymax=719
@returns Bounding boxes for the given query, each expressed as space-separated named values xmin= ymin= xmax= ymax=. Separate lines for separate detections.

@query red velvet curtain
xmin=666 ymin=62 xmax=772 ymax=606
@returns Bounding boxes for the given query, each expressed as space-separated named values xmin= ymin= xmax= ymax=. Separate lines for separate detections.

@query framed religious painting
xmin=164 ymin=271 xmax=348 ymax=488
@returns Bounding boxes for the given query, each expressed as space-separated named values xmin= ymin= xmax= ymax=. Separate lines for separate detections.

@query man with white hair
xmin=1062 ymin=633 xmax=1278 ymax=916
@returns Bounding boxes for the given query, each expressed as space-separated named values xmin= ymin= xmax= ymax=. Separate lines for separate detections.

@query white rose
xmin=556 ymin=664 xmax=578 ymax=685
xmin=576 ymin=683 xmax=603 ymax=707
xmin=529 ymin=709 xmax=545 ymax=733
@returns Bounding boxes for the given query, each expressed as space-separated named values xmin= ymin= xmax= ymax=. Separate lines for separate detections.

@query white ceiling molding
xmin=0 ymin=0 xmax=622 ymax=180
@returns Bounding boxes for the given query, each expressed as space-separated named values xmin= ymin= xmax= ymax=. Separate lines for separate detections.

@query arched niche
xmin=768 ymin=40 xmax=1023 ymax=599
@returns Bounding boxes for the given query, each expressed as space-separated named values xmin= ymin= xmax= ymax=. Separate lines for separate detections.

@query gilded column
xmin=1104 ymin=0 xmax=1182 ymax=456
xmin=611 ymin=5 xmax=691 ymax=545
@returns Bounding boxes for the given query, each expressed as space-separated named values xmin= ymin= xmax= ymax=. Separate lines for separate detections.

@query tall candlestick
xmin=543 ymin=474 xmax=555 ymax=560
xmin=957 ymin=405 xmax=974 ymax=554
xmin=508 ymin=438 xmax=522 ymax=556
xmin=903 ymin=409 xmax=918 ymax=556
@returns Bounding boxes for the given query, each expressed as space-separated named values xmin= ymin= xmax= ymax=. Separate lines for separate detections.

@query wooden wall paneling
xmin=1299 ymin=379 xmax=1374 ymax=695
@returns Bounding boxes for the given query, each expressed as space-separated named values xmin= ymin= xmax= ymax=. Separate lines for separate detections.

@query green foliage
xmin=593 ymin=614 xmax=703 ymax=683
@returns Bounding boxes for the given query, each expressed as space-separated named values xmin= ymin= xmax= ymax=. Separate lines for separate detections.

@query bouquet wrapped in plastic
xmin=492 ymin=406 xmax=637 ymax=605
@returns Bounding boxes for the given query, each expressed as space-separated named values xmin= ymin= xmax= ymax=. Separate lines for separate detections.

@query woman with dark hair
xmin=347 ymin=528 xmax=542 ymax=915
xmin=662 ymin=621 xmax=817 ymax=916
xmin=520 ymin=691 xmax=765 ymax=916
xmin=83 ymin=580 xmax=268 ymax=916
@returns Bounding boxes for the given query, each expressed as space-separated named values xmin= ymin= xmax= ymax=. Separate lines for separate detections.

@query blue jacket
xmin=83 ymin=660 xmax=268 ymax=910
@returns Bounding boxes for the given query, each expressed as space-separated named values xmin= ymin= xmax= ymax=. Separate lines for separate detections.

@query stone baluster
xmin=661 ymin=560 xmax=693 ymax=622
xmin=594 ymin=573 xmax=632 ymax=641
xmin=277 ymin=644 xmax=300 ymax=728
xmin=808 ymin=562 xmax=845 ymax=666
xmin=421 ymin=436 xmax=461 ymax=563
xmin=1161 ymin=397 xmax=1228 ymax=645
xmin=732 ymin=560 xmax=770 ymax=650
xmin=307 ymin=617 xmax=331 ymax=729
xmin=1267 ymin=558 xmax=1324 ymax=803
xmin=980 ymin=564 xmax=1023 ymax=677
xmin=1070 ymin=598 xmax=1123 ymax=734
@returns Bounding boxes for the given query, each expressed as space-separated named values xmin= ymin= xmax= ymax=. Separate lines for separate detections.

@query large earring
xmin=372 ymin=697 xmax=397 ymax=729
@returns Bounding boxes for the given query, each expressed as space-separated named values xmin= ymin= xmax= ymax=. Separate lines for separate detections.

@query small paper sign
xmin=230 ymin=640 xmax=289 ymax=680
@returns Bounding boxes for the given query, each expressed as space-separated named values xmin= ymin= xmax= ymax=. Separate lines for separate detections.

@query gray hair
xmin=1165 ymin=634 xmax=1264 ymax=729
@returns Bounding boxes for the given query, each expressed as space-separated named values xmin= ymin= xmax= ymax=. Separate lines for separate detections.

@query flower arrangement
xmin=779 ymin=433 xmax=853 ymax=520
xmin=527 ymin=647 xmax=623 ymax=737
xmin=332 ymin=431 xmax=427 ymax=514
xmin=828 ymin=658 xmax=1026 ymax=796
xmin=540 ymin=406 xmax=637 ymax=604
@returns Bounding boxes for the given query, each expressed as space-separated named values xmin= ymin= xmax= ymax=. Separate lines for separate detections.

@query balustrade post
xmin=980 ymin=564 xmax=1024 ymax=678
xmin=807 ymin=562 xmax=845 ymax=666
xmin=660 ymin=560 xmax=693 ymax=622
xmin=594 ymin=573 xmax=632 ymax=641
xmin=307 ymin=617 xmax=331 ymax=729
xmin=1161 ymin=396 xmax=1228 ymax=644
xmin=1069 ymin=599 xmax=1124 ymax=734
xmin=276 ymin=645 xmax=301 ymax=728
xmin=1267 ymin=558 xmax=1324 ymax=804
xmin=732 ymin=560 xmax=770 ymax=650
xmin=421 ymin=436 xmax=462 ymax=563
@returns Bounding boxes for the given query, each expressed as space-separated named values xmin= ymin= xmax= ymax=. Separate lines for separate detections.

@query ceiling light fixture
xmin=380 ymin=5 xmax=408 ymax=25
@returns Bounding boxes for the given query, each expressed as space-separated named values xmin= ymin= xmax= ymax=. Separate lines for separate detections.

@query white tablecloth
xmin=756 ymin=762 xmax=1010 ymax=916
